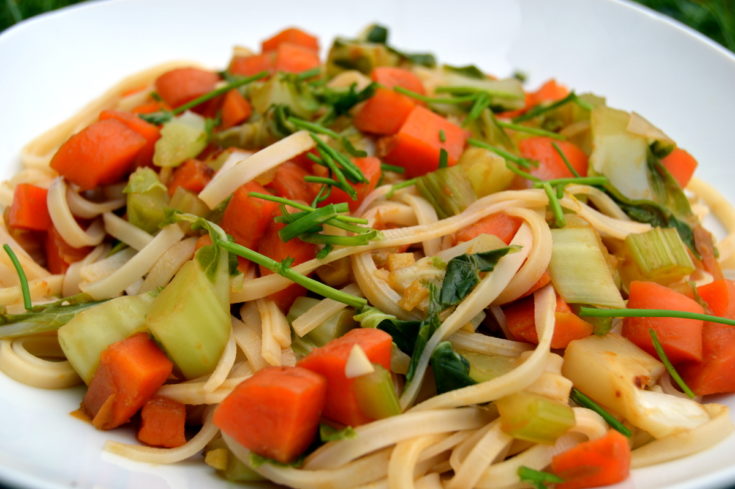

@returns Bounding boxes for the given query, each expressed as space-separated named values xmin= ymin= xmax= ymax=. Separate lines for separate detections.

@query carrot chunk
xmin=219 ymin=89 xmax=253 ymax=130
xmin=454 ymin=212 xmax=522 ymax=245
xmin=229 ymin=53 xmax=275 ymax=77
xmin=6 ymin=184 xmax=51 ymax=231
xmin=370 ymin=66 xmax=425 ymax=94
xmin=297 ymin=328 xmax=393 ymax=426
xmin=137 ymin=396 xmax=187 ymax=448
xmin=503 ymin=294 xmax=593 ymax=349
xmin=221 ymin=182 xmax=278 ymax=250
xmin=273 ymin=42 xmax=321 ymax=74
xmin=50 ymin=119 xmax=146 ymax=190
xmin=551 ymin=429 xmax=631 ymax=489
xmin=498 ymin=79 xmax=569 ymax=119
xmin=262 ymin=27 xmax=319 ymax=52
xmin=354 ymin=88 xmax=417 ymax=135
xmin=321 ymin=156 xmax=382 ymax=211
xmin=45 ymin=225 xmax=91 ymax=274
xmin=267 ymin=161 xmax=319 ymax=204
xmin=99 ymin=109 xmax=161 ymax=167
xmin=662 ymin=147 xmax=698 ymax=188
xmin=697 ymin=279 xmax=735 ymax=317
xmin=82 ymin=333 xmax=173 ymax=430
xmin=519 ymin=137 xmax=588 ymax=181
xmin=680 ymin=321 xmax=735 ymax=396
xmin=257 ymin=221 xmax=317 ymax=311
xmin=383 ymin=105 xmax=467 ymax=178
xmin=154 ymin=67 xmax=219 ymax=109
xmin=622 ymin=281 xmax=704 ymax=363
xmin=214 ymin=366 xmax=326 ymax=463
xmin=167 ymin=159 xmax=214 ymax=196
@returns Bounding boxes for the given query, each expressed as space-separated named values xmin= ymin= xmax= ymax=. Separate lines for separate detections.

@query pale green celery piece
xmin=462 ymin=351 xmax=517 ymax=383
xmin=287 ymin=296 xmax=319 ymax=322
xmin=125 ymin=168 xmax=169 ymax=233
xmin=169 ymin=186 xmax=210 ymax=217
xmin=458 ymin=146 xmax=515 ymax=197
xmin=249 ymin=77 xmax=319 ymax=118
xmin=440 ymin=71 xmax=525 ymax=112
xmin=416 ymin=165 xmax=477 ymax=219
xmin=353 ymin=364 xmax=401 ymax=419
xmin=214 ymin=117 xmax=277 ymax=150
xmin=495 ymin=391 xmax=575 ymax=444
xmin=625 ymin=227 xmax=695 ymax=283
xmin=146 ymin=260 xmax=230 ymax=379
xmin=326 ymin=38 xmax=400 ymax=76
xmin=205 ymin=440 xmax=264 ymax=482
xmin=550 ymin=227 xmax=625 ymax=308
xmin=153 ymin=111 xmax=208 ymax=168
xmin=306 ymin=309 xmax=356 ymax=347
xmin=626 ymin=111 xmax=676 ymax=157
xmin=589 ymin=105 xmax=652 ymax=201
xmin=58 ymin=293 xmax=157 ymax=384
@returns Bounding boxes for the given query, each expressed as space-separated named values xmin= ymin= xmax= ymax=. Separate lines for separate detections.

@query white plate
xmin=1 ymin=1 xmax=734 ymax=488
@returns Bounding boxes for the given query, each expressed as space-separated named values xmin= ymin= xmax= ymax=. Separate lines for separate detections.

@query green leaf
xmin=439 ymin=247 xmax=516 ymax=307
xmin=443 ymin=64 xmax=486 ymax=79
xmin=362 ymin=24 xmax=389 ymax=44
xmin=430 ymin=341 xmax=477 ymax=394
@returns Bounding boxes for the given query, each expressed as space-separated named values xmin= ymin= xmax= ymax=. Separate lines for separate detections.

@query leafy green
xmin=317 ymin=82 xmax=377 ymax=119
xmin=439 ymin=247 xmax=516 ymax=307
xmin=430 ymin=341 xmax=477 ymax=394
xmin=443 ymin=64 xmax=486 ymax=79
xmin=360 ymin=24 xmax=389 ymax=44
xmin=0 ymin=299 xmax=106 ymax=339
xmin=124 ymin=168 xmax=169 ymax=233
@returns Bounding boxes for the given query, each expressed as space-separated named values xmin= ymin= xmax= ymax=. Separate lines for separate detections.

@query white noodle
xmin=47 ymin=178 xmax=105 ymax=248
xmin=102 ymin=212 xmax=153 ymax=250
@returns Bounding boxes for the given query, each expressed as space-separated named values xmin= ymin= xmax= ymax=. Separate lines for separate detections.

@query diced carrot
xmin=167 ymin=159 xmax=214 ymax=196
xmin=298 ymin=328 xmax=393 ymax=426
xmin=354 ymin=88 xmax=417 ymax=135
xmin=131 ymin=99 xmax=169 ymax=115
xmin=45 ymin=225 xmax=91 ymax=274
xmin=154 ymin=67 xmax=219 ymax=109
xmin=519 ymin=137 xmax=588 ymax=181
xmin=273 ymin=42 xmax=321 ymax=74
xmin=551 ymin=429 xmax=631 ymax=489
xmin=221 ymin=182 xmax=278 ymax=250
xmin=99 ymin=109 xmax=161 ymax=167
xmin=697 ymin=280 xmax=735 ymax=317
xmin=6 ymin=184 xmax=51 ymax=231
xmin=229 ymin=53 xmax=275 ymax=77
xmin=680 ymin=322 xmax=735 ymax=396
xmin=262 ymin=27 xmax=319 ymax=52
xmin=137 ymin=396 xmax=187 ymax=448
xmin=321 ymin=156 xmax=382 ymax=212
xmin=503 ymin=294 xmax=593 ymax=349
xmin=662 ymin=148 xmax=698 ymax=188
xmin=219 ymin=89 xmax=253 ymax=130
xmin=214 ymin=366 xmax=326 ymax=463
xmin=622 ymin=281 xmax=704 ymax=363
xmin=371 ymin=67 xmax=425 ymax=94
xmin=51 ymin=119 xmax=146 ymax=190
xmin=257 ymin=221 xmax=317 ymax=311
xmin=383 ymin=105 xmax=467 ymax=178
xmin=531 ymin=79 xmax=569 ymax=105
xmin=519 ymin=270 xmax=552 ymax=298
xmin=82 ymin=333 xmax=173 ymax=430
xmin=266 ymin=161 xmax=319 ymax=204
xmin=454 ymin=212 xmax=522 ymax=245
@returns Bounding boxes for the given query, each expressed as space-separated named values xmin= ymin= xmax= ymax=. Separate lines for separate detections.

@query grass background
xmin=0 ymin=0 xmax=733 ymax=52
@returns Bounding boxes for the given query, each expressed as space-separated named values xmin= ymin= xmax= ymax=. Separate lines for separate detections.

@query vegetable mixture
xmin=1 ymin=24 xmax=734 ymax=489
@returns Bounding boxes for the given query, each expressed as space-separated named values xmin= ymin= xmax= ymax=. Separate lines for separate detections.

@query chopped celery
xmin=214 ymin=116 xmax=277 ymax=150
xmin=205 ymin=440 xmax=263 ymax=482
xmin=146 ymin=259 xmax=230 ymax=379
xmin=626 ymin=111 xmax=676 ymax=157
xmin=458 ymin=146 xmax=515 ymax=197
xmin=625 ymin=227 xmax=694 ymax=283
xmin=550 ymin=227 xmax=625 ymax=308
xmin=249 ymin=77 xmax=319 ymax=119
xmin=353 ymin=363 xmax=401 ymax=419
xmin=286 ymin=296 xmax=319 ymax=321
xmin=461 ymin=351 xmax=517 ymax=382
xmin=169 ymin=187 xmax=210 ymax=217
xmin=416 ymin=165 xmax=477 ymax=219
xmin=326 ymin=37 xmax=400 ymax=76
xmin=58 ymin=293 xmax=156 ymax=383
xmin=496 ymin=391 xmax=575 ymax=444
xmin=153 ymin=111 xmax=208 ymax=168
xmin=286 ymin=296 xmax=356 ymax=346
xmin=125 ymin=168 xmax=169 ymax=233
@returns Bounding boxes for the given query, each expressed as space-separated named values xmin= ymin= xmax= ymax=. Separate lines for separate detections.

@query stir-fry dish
xmin=2 ymin=25 xmax=735 ymax=489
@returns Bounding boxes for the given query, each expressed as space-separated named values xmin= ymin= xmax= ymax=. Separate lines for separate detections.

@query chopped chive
xmin=249 ymin=192 xmax=366 ymax=227
xmin=505 ymin=163 xmax=542 ymax=182
xmin=279 ymin=205 xmax=343 ymax=242
xmin=467 ymin=138 xmax=538 ymax=169
xmin=387 ymin=178 xmax=418 ymax=198
xmin=295 ymin=67 xmax=321 ymax=81
xmin=435 ymin=85 xmax=524 ymax=99
xmin=311 ymin=135 xmax=367 ymax=184
xmin=301 ymin=231 xmax=379 ymax=246
xmin=381 ymin=163 xmax=405 ymax=174
xmin=464 ymin=93 xmax=490 ymax=126
xmin=288 ymin=117 xmax=340 ymax=139
xmin=498 ymin=121 xmax=566 ymax=140
xmin=578 ymin=307 xmax=735 ymax=326
xmin=340 ymin=137 xmax=368 ymax=157
xmin=532 ymin=176 xmax=608 ymax=187
xmin=649 ymin=329 xmax=696 ymax=398
xmin=570 ymin=388 xmax=632 ymax=437
xmin=216 ymin=239 xmax=367 ymax=309
xmin=316 ymin=244 xmax=333 ymax=259
xmin=438 ymin=129 xmax=446 ymax=143
xmin=438 ymin=148 xmax=449 ymax=168
xmin=552 ymin=141 xmax=580 ymax=177
xmin=394 ymin=86 xmax=476 ymax=105
xmin=512 ymin=92 xmax=582 ymax=123
xmin=312 ymin=184 xmax=332 ymax=206
xmin=517 ymin=466 xmax=564 ymax=489
xmin=542 ymin=182 xmax=566 ymax=227
xmin=3 ymin=244 xmax=31 ymax=311
xmin=304 ymin=176 xmax=339 ymax=186
xmin=320 ymin=151 xmax=357 ymax=199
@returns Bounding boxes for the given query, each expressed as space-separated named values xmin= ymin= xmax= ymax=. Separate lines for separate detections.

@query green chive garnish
xmin=570 ymin=388 xmax=632 ymax=437
xmin=649 ymin=329 xmax=696 ymax=398
xmin=3 ymin=244 xmax=31 ymax=311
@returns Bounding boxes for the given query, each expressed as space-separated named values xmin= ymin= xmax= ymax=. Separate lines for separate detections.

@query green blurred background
xmin=0 ymin=0 xmax=733 ymax=52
